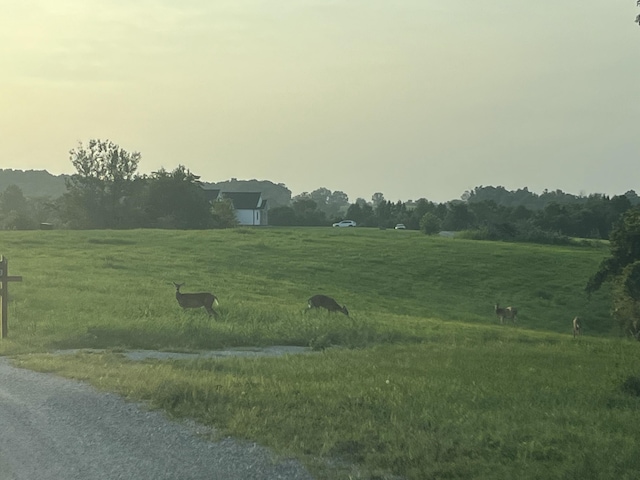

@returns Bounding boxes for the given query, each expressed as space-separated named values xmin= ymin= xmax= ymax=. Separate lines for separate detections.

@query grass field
xmin=2 ymin=228 xmax=640 ymax=479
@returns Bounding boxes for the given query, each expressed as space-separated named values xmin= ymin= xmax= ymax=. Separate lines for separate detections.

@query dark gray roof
xmin=221 ymin=192 xmax=265 ymax=210
xmin=201 ymin=188 xmax=220 ymax=203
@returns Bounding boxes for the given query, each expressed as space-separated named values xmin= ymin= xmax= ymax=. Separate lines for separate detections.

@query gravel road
xmin=0 ymin=357 xmax=314 ymax=480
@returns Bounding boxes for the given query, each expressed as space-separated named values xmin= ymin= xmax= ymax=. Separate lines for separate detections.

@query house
xmin=202 ymin=188 xmax=268 ymax=226
xmin=222 ymin=192 xmax=268 ymax=226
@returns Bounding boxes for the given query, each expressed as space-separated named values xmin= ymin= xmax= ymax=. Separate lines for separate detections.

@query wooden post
xmin=0 ymin=256 xmax=22 ymax=339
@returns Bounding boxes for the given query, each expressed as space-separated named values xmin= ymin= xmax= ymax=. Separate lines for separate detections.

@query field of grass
xmin=2 ymin=228 xmax=640 ymax=479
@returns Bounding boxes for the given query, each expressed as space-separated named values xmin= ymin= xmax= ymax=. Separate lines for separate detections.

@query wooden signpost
xmin=0 ymin=256 xmax=22 ymax=339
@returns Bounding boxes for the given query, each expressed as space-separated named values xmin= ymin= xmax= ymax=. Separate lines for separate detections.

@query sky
xmin=1 ymin=1 xmax=638 ymax=203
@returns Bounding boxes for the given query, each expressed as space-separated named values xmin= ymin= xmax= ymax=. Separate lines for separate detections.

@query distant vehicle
xmin=332 ymin=220 xmax=357 ymax=227
xmin=394 ymin=224 xmax=406 ymax=230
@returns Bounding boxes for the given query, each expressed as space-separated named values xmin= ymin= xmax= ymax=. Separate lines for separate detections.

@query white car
xmin=332 ymin=220 xmax=357 ymax=227
xmin=394 ymin=224 xmax=406 ymax=230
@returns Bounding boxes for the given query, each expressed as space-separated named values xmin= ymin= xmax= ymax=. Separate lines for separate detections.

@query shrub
xmin=419 ymin=213 xmax=442 ymax=235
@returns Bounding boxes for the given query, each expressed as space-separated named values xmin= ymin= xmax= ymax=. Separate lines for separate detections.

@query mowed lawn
xmin=3 ymin=228 xmax=639 ymax=479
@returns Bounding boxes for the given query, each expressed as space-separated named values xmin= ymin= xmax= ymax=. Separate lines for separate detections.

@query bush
xmin=513 ymin=222 xmax=573 ymax=245
xmin=458 ymin=221 xmax=573 ymax=246
xmin=419 ymin=213 xmax=442 ymax=235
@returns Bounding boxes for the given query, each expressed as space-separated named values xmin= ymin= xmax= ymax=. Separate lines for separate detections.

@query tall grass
xmin=2 ymin=228 xmax=634 ymax=479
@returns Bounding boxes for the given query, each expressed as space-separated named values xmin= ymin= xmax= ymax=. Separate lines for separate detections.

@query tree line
xmin=270 ymin=187 xmax=639 ymax=245
xmin=1 ymin=140 xmax=638 ymax=243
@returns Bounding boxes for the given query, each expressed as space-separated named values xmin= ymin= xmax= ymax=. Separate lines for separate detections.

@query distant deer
xmin=307 ymin=294 xmax=349 ymax=316
xmin=495 ymin=303 xmax=518 ymax=324
xmin=572 ymin=316 xmax=582 ymax=338
xmin=173 ymin=282 xmax=219 ymax=318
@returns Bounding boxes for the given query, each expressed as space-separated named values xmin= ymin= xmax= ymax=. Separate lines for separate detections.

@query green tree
xmin=291 ymin=197 xmax=327 ymax=226
xmin=536 ymin=202 xmax=571 ymax=234
xmin=305 ymin=188 xmax=350 ymax=220
xmin=62 ymin=139 xmax=141 ymax=228
xmin=0 ymin=185 xmax=37 ymax=230
xmin=375 ymin=200 xmax=393 ymax=228
xmin=346 ymin=199 xmax=375 ymax=227
xmin=371 ymin=192 xmax=385 ymax=208
xmin=144 ymin=166 xmax=214 ymax=229
xmin=210 ymin=197 xmax=238 ymax=229
xmin=442 ymin=202 xmax=476 ymax=231
xmin=587 ymin=207 xmax=640 ymax=338
xmin=0 ymin=185 xmax=29 ymax=216
xmin=308 ymin=188 xmax=331 ymax=212
xmin=327 ymin=190 xmax=350 ymax=219
xmin=268 ymin=206 xmax=297 ymax=226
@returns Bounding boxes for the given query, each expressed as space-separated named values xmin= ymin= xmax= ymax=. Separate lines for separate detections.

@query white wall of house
xmin=236 ymin=209 xmax=257 ymax=225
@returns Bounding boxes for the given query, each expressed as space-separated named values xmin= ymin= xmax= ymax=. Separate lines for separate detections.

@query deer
xmin=572 ymin=316 xmax=582 ymax=338
xmin=307 ymin=294 xmax=349 ymax=316
xmin=173 ymin=282 xmax=219 ymax=318
xmin=495 ymin=303 xmax=518 ymax=324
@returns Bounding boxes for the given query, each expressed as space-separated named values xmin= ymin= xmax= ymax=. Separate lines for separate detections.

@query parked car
xmin=394 ymin=224 xmax=406 ymax=230
xmin=332 ymin=220 xmax=357 ymax=227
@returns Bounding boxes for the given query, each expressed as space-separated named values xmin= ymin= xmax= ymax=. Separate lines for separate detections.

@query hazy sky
xmin=1 ymin=1 xmax=638 ymax=203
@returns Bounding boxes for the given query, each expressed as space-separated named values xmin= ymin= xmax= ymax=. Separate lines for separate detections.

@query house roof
xmin=221 ymin=191 xmax=265 ymax=210
xmin=201 ymin=188 xmax=221 ymax=203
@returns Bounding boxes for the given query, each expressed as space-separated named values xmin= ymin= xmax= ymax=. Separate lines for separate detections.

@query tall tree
xmin=327 ymin=190 xmax=350 ymax=219
xmin=0 ymin=185 xmax=37 ymax=230
xmin=144 ymin=166 xmax=213 ymax=229
xmin=0 ymin=185 xmax=28 ymax=216
xmin=442 ymin=202 xmax=476 ymax=231
xmin=371 ymin=192 xmax=385 ymax=208
xmin=291 ymin=197 xmax=326 ymax=226
xmin=346 ymin=198 xmax=375 ymax=227
xmin=62 ymin=139 xmax=141 ymax=228
xmin=374 ymin=200 xmax=393 ymax=228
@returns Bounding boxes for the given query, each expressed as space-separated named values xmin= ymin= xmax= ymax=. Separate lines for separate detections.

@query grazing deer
xmin=173 ymin=282 xmax=219 ymax=318
xmin=572 ymin=316 xmax=582 ymax=338
xmin=307 ymin=294 xmax=349 ymax=316
xmin=495 ymin=303 xmax=518 ymax=324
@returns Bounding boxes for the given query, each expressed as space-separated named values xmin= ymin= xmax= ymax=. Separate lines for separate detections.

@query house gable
xmin=221 ymin=191 xmax=268 ymax=226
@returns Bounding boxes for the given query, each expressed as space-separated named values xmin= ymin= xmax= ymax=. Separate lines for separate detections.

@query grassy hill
xmin=3 ymin=228 xmax=638 ymax=479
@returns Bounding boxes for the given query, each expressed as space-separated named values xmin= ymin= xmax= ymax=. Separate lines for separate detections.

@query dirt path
xmin=53 ymin=345 xmax=312 ymax=361
xmin=0 ymin=355 xmax=314 ymax=480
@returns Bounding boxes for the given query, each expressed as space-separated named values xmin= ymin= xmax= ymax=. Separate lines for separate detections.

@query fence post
xmin=0 ymin=256 xmax=23 ymax=339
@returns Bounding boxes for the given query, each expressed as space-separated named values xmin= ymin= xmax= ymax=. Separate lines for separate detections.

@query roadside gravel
xmin=0 ymin=357 xmax=314 ymax=480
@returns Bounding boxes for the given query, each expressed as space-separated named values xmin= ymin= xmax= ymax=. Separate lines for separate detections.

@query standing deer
xmin=307 ymin=294 xmax=349 ymax=316
xmin=573 ymin=316 xmax=582 ymax=338
xmin=495 ymin=303 xmax=518 ymax=324
xmin=173 ymin=282 xmax=219 ymax=318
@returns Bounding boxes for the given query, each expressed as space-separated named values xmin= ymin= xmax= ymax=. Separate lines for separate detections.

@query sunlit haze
xmin=1 ymin=1 xmax=638 ymax=203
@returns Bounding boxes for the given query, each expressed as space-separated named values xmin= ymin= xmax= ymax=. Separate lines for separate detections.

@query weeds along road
xmin=0 ymin=358 xmax=313 ymax=480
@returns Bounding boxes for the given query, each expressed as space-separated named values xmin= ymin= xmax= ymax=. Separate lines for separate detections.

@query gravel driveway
xmin=0 ymin=357 xmax=314 ymax=480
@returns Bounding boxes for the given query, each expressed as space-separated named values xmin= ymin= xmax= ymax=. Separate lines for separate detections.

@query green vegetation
xmin=2 ymin=228 xmax=638 ymax=479
xmin=587 ymin=208 xmax=640 ymax=339
xmin=3 ymin=162 xmax=638 ymax=242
